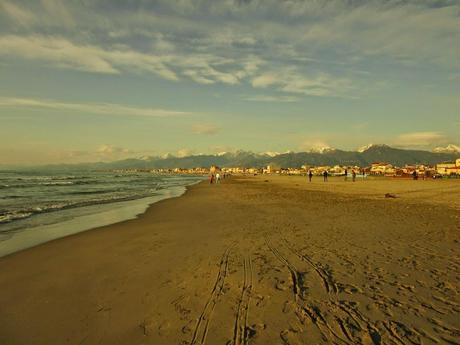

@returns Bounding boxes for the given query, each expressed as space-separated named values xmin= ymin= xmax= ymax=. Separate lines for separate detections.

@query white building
xmin=437 ymin=158 xmax=460 ymax=175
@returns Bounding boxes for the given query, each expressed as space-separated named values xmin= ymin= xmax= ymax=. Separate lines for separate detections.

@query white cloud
xmin=0 ymin=35 xmax=120 ymax=74
xmin=0 ymin=34 xmax=262 ymax=85
xmin=1 ymin=0 xmax=459 ymax=100
xmin=147 ymin=1 xmax=460 ymax=67
xmin=252 ymin=69 xmax=354 ymax=98
xmin=176 ymin=148 xmax=196 ymax=157
xmin=243 ymin=95 xmax=298 ymax=102
xmin=1 ymin=1 xmax=35 ymax=26
xmin=41 ymin=0 xmax=75 ymax=28
xmin=178 ymin=55 xmax=240 ymax=85
xmin=0 ymin=97 xmax=189 ymax=117
xmin=96 ymin=144 xmax=131 ymax=156
xmin=152 ymin=33 xmax=176 ymax=53
xmin=198 ymin=29 xmax=257 ymax=47
xmin=394 ymin=131 xmax=447 ymax=147
xmin=183 ymin=70 xmax=215 ymax=84
xmin=252 ymin=74 xmax=277 ymax=88
xmin=191 ymin=123 xmax=220 ymax=135
xmin=298 ymin=3 xmax=460 ymax=67
xmin=0 ymin=144 xmax=157 ymax=165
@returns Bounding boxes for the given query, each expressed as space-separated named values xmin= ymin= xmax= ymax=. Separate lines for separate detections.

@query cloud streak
xmin=0 ymin=97 xmax=189 ymax=117
xmin=0 ymin=34 xmax=263 ymax=86
xmin=394 ymin=131 xmax=448 ymax=148
xmin=0 ymin=35 xmax=175 ymax=77
xmin=0 ymin=0 xmax=459 ymax=99
xmin=252 ymin=69 xmax=355 ymax=98
xmin=1 ymin=1 xmax=35 ymax=26
xmin=191 ymin=123 xmax=220 ymax=135
xmin=242 ymin=94 xmax=298 ymax=102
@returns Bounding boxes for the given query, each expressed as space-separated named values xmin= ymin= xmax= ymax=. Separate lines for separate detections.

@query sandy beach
xmin=1 ymin=175 xmax=459 ymax=345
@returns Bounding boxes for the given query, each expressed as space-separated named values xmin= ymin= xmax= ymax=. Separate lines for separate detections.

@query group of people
xmin=209 ymin=169 xmax=423 ymax=183
xmin=308 ymin=169 xmax=361 ymax=182
xmin=209 ymin=172 xmax=229 ymax=184
xmin=344 ymin=168 xmax=358 ymax=182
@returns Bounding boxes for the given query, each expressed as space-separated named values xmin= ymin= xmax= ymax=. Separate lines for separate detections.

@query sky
xmin=0 ymin=0 xmax=459 ymax=165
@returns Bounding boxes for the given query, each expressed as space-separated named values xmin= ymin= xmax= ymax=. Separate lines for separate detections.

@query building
xmin=329 ymin=165 xmax=346 ymax=176
xmin=210 ymin=165 xmax=221 ymax=174
xmin=264 ymin=164 xmax=281 ymax=174
xmin=436 ymin=158 xmax=460 ymax=176
xmin=370 ymin=162 xmax=395 ymax=176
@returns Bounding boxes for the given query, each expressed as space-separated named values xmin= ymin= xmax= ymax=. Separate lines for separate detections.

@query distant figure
xmin=308 ymin=170 xmax=313 ymax=182
xmin=352 ymin=170 xmax=356 ymax=182
xmin=323 ymin=170 xmax=328 ymax=182
xmin=216 ymin=173 xmax=221 ymax=184
xmin=209 ymin=174 xmax=214 ymax=184
xmin=344 ymin=168 xmax=348 ymax=181
xmin=412 ymin=171 xmax=417 ymax=180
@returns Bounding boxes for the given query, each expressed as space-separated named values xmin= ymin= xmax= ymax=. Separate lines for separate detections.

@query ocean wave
xmin=55 ymin=175 xmax=91 ymax=180
xmin=14 ymin=175 xmax=92 ymax=181
xmin=67 ymin=189 xmax=122 ymax=195
xmin=40 ymin=181 xmax=75 ymax=186
xmin=0 ymin=195 xmax=23 ymax=199
xmin=0 ymin=212 xmax=34 ymax=224
xmin=0 ymin=173 xmax=202 ymax=227
xmin=1 ymin=179 xmax=100 ymax=189
xmin=0 ymin=193 xmax=151 ymax=224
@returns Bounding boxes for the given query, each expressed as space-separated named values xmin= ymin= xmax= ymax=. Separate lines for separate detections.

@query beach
xmin=1 ymin=175 xmax=459 ymax=345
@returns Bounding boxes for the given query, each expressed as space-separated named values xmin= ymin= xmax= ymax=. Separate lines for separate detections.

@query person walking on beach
xmin=352 ymin=169 xmax=356 ymax=182
xmin=323 ymin=170 xmax=328 ymax=182
xmin=215 ymin=173 xmax=220 ymax=184
xmin=308 ymin=170 xmax=313 ymax=182
xmin=412 ymin=171 xmax=417 ymax=180
xmin=344 ymin=168 xmax=348 ymax=181
xmin=209 ymin=174 xmax=214 ymax=184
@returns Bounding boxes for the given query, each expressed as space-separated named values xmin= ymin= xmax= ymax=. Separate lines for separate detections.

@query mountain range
xmin=8 ymin=144 xmax=459 ymax=171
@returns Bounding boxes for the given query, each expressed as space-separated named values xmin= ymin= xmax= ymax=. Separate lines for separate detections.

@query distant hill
xmin=9 ymin=144 xmax=459 ymax=171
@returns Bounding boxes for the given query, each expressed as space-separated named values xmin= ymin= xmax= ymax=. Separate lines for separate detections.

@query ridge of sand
xmin=0 ymin=176 xmax=459 ymax=345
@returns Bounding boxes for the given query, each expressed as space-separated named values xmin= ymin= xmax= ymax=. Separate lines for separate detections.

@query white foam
xmin=0 ymin=184 xmax=196 ymax=257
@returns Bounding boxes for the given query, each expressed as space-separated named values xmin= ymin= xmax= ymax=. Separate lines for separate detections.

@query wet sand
xmin=1 ymin=175 xmax=459 ymax=345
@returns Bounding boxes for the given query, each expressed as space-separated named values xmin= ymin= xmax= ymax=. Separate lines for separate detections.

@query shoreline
xmin=1 ymin=176 xmax=459 ymax=344
xmin=0 ymin=179 xmax=204 ymax=258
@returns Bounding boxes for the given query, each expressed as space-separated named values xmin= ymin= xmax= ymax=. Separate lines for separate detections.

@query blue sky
xmin=0 ymin=0 xmax=459 ymax=164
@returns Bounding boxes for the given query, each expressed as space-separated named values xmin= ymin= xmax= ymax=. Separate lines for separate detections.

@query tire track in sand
xmin=190 ymin=247 xmax=231 ymax=345
xmin=273 ymin=238 xmax=431 ymax=345
xmin=282 ymin=238 xmax=339 ymax=295
xmin=265 ymin=239 xmax=349 ymax=344
xmin=232 ymin=255 xmax=254 ymax=345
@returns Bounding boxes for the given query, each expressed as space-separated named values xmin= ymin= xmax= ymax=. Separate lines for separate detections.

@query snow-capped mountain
xmin=432 ymin=144 xmax=460 ymax=153
xmin=309 ymin=147 xmax=336 ymax=154
xmin=262 ymin=151 xmax=280 ymax=157
xmin=11 ymin=145 xmax=460 ymax=170
xmin=138 ymin=155 xmax=154 ymax=161
xmin=357 ymin=144 xmax=389 ymax=153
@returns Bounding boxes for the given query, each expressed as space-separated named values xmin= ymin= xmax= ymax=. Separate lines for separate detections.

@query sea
xmin=0 ymin=170 xmax=204 ymax=257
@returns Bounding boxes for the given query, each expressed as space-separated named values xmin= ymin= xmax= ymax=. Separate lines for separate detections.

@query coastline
xmin=1 ymin=176 xmax=459 ymax=345
xmin=0 ymin=178 xmax=204 ymax=258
